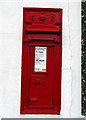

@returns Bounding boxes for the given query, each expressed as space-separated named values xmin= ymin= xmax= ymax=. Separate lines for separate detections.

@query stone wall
xmin=82 ymin=1 xmax=86 ymax=115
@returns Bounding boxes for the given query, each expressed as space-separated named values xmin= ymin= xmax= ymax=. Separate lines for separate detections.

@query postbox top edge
xmin=23 ymin=7 xmax=62 ymax=12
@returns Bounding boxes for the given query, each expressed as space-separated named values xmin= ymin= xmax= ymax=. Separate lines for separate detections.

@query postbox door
xmin=29 ymin=45 xmax=54 ymax=107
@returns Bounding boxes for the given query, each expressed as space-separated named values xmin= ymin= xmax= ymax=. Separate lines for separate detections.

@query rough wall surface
xmin=82 ymin=1 xmax=86 ymax=116
xmin=0 ymin=0 xmax=81 ymax=118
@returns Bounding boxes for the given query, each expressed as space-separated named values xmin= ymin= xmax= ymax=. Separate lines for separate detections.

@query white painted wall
xmin=0 ymin=0 xmax=82 ymax=118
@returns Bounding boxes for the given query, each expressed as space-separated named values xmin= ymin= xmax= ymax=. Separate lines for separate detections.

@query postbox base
xmin=20 ymin=108 xmax=60 ymax=115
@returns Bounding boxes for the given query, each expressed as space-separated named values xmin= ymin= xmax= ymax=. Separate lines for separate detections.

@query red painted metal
xmin=21 ymin=7 xmax=62 ymax=114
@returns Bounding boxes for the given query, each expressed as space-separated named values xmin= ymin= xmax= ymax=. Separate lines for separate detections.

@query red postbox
xmin=21 ymin=8 xmax=62 ymax=114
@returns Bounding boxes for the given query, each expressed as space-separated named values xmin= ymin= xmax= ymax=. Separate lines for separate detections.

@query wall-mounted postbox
xmin=21 ymin=8 xmax=62 ymax=114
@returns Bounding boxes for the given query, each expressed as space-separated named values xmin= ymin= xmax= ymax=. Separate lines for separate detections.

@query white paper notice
xmin=34 ymin=46 xmax=47 ymax=72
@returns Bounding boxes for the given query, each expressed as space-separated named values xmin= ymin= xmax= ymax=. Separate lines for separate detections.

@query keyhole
xmin=35 ymin=79 xmax=36 ymax=83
